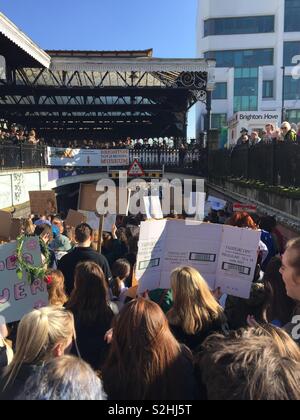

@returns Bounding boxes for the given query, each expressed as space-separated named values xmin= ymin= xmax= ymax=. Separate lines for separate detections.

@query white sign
xmin=0 ymin=237 xmax=48 ymax=323
xmin=79 ymin=211 xmax=117 ymax=233
xmin=128 ymin=159 xmax=145 ymax=177
xmin=47 ymin=148 xmax=129 ymax=167
xmin=143 ymin=196 xmax=164 ymax=220
xmin=207 ymin=196 xmax=227 ymax=211
xmin=233 ymin=203 xmax=257 ymax=213
xmin=136 ymin=220 xmax=260 ymax=299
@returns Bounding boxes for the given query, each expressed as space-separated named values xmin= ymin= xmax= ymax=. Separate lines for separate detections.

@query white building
xmin=196 ymin=0 xmax=300 ymax=144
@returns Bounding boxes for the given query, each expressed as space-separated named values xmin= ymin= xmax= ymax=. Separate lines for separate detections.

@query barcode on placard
xmin=222 ymin=262 xmax=251 ymax=276
xmin=189 ymin=253 xmax=216 ymax=263
xmin=138 ymin=258 xmax=160 ymax=270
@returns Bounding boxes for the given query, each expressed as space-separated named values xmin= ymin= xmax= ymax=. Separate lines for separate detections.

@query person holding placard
xmin=167 ymin=267 xmax=228 ymax=352
xmin=0 ymin=307 xmax=75 ymax=401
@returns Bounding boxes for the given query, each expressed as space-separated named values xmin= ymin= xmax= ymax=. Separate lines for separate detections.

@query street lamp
xmin=281 ymin=66 xmax=286 ymax=123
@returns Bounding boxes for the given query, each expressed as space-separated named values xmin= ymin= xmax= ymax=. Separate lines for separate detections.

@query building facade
xmin=196 ymin=0 xmax=300 ymax=144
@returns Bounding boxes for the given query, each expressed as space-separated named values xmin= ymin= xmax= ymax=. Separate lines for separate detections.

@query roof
xmin=46 ymin=49 xmax=153 ymax=58
xmin=0 ymin=12 xmax=51 ymax=68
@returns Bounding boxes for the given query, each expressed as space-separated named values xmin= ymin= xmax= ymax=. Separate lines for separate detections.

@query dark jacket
xmin=169 ymin=316 xmax=228 ymax=353
xmin=58 ymin=247 xmax=112 ymax=296
xmin=71 ymin=309 xmax=114 ymax=370
xmin=0 ymin=364 xmax=41 ymax=400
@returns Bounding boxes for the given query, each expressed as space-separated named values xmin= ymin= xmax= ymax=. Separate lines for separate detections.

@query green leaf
xmin=16 ymin=268 xmax=23 ymax=281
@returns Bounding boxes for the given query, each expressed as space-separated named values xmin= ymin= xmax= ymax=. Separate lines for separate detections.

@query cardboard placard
xmin=78 ymin=184 xmax=130 ymax=215
xmin=0 ymin=211 xmax=13 ymax=240
xmin=136 ymin=220 xmax=260 ymax=299
xmin=10 ymin=219 xmax=22 ymax=241
xmin=65 ymin=209 xmax=87 ymax=228
xmin=0 ymin=237 xmax=48 ymax=323
xmin=29 ymin=191 xmax=57 ymax=216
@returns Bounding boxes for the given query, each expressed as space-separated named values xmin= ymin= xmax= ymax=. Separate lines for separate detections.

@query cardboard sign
xmin=65 ymin=209 xmax=87 ymax=228
xmin=128 ymin=160 xmax=145 ymax=177
xmin=233 ymin=203 xmax=257 ymax=214
xmin=10 ymin=219 xmax=22 ymax=241
xmin=0 ymin=237 xmax=48 ymax=323
xmin=78 ymin=184 xmax=130 ymax=215
xmin=143 ymin=196 xmax=164 ymax=220
xmin=136 ymin=220 xmax=260 ymax=299
xmin=103 ymin=214 xmax=117 ymax=232
xmin=0 ymin=211 xmax=13 ymax=239
xmin=29 ymin=191 xmax=57 ymax=216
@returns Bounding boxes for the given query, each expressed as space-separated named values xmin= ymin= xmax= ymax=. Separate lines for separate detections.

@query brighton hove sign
xmin=47 ymin=148 xmax=129 ymax=167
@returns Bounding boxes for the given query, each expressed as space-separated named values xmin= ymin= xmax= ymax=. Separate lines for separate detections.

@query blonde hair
xmin=167 ymin=267 xmax=224 ymax=335
xmin=46 ymin=270 xmax=68 ymax=307
xmin=3 ymin=307 xmax=74 ymax=389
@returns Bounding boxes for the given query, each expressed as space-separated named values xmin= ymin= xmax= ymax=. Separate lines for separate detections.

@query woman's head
xmin=102 ymin=298 xmax=182 ymax=399
xmin=111 ymin=259 xmax=131 ymax=298
xmin=168 ymin=267 xmax=224 ymax=334
xmin=4 ymin=307 xmax=74 ymax=387
xmin=263 ymin=257 xmax=295 ymax=324
xmin=280 ymin=238 xmax=300 ymax=301
xmin=45 ymin=269 xmax=68 ymax=307
xmin=18 ymin=356 xmax=106 ymax=401
xmin=227 ymin=212 xmax=257 ymax=229
xmin=67 ymin=262 xmax=111 ymax=324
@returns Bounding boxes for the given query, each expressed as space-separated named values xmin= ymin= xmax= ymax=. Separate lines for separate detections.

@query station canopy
xmin=0 ymin=13 xmax=215 ymax=140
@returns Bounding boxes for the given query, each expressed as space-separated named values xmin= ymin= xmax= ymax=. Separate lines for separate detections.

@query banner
xmin=47 ymin=147 xmax=129 ymax=167
xmin=136 ymin=220 xmax=261 ymax=299
xmin=0 ymin=237 xmax=48 ymax=323
xmin=233 ymin=203 xmax=257 ymax=214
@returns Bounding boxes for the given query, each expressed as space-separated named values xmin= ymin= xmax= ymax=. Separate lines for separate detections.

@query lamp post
xmin=281 ymin=66 xmax=286 ymax=123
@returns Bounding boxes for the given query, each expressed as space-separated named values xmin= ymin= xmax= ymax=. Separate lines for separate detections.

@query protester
xmin=66 ymin=262 xmax=116 ymax=370
xmin=45 ymin=269 xmax=68 ymax=307
xmin=0 ymin=307 xmax=74 ymax=400
xmin=102 ymin=298 xmax=198 ymax=400
xmin=0 ymin=317 xmax=13 ymax=369
xmin=18 ymin=356 xmax=106 ymax=401
xmin=196 ymin=327 xmax=300 ymax=400
xmin=58 ymin=223 xmax=111 ymax=295
xmin=167 ymin=267 xmax=228 ymax=352
xmin=280 ymin=238 xmax=300 ymax=344
xmin=261 ymin=257 xmax=297 ymax=327
xmin=110 ymin=259 xmax=131 ymax=309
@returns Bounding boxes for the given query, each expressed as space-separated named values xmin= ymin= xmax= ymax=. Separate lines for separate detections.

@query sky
xmin=0 ymin=0 xmax=198 ymax=137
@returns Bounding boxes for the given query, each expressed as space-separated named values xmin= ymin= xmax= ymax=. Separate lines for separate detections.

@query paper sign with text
xmin=136 ymin=220 xmax=260 ymax=299
xmin=0 ymin=237 xmax=48 ymax=323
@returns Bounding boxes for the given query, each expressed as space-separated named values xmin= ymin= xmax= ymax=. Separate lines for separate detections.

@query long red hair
xmin=227 ymin=212 xmax=257 ymax=229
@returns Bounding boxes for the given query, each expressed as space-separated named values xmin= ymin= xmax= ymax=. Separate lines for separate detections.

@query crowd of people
xmin=235 ymin=121 xmax=300 ymax=148
xmin=0 ymin=126 xmax=41 ymax=146
xmin=0 ymin=204 xmax=300 ymax=401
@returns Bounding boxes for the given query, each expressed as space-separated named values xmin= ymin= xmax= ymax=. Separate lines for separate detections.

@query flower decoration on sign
xmin=16 ymin=235 xmax=50 ymax=284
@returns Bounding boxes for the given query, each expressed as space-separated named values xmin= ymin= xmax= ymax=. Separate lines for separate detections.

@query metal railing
xmin=208 ymin=142 xmax=300 ymax=187
xmin=0 ymin=144 xmax=207 ymax=175
xmin=0 ymin=143 xmax=46 ymax=170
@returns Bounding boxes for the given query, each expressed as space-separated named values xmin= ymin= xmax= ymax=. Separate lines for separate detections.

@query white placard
xmin=143 ymin=196 xmax=164 ymax=220
xmin=136 ymin=220 xmax=261 ymax=299
xmin=188 ymin=192 xmax=206 ymax=221
xmin=207 ymin=196 xmax=227 ymax=211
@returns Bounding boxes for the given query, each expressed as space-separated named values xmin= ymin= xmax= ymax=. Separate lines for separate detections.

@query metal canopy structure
xmin=0 ymin=13 xmax=215 ymax=140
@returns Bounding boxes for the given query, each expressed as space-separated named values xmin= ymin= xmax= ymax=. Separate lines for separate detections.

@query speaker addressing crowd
xmin=0 ymin=201 xmax=300 ymax=401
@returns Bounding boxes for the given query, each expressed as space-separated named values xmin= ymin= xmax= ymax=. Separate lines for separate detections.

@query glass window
xmin=212 ymin=82 xmax=227 ymax=99
xmin=285 ymin=0 xmax=300 ymax=32
xmin=234 ymin=68 xmax=258 ymax=112
xmin=283 ymin=41 xmax=300 ymax=66
xmin=286 ymin=109 xmax=300 ymax=123
xmin=263 ymin=80 xmax=274 ymax=98
xmin=211 ymin=113 xmax=227 ymax=129
xmin=284 ymin=76 xmax=300 ymax=100
xmin=204 ymin=49 xmax=273 ymax=68
xmin=204 ymin=16 xmax=274 ymax=37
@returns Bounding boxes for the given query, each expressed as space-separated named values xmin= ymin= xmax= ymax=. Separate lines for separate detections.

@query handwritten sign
xmin=0 ymin=237 xmax=48 ymax=323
